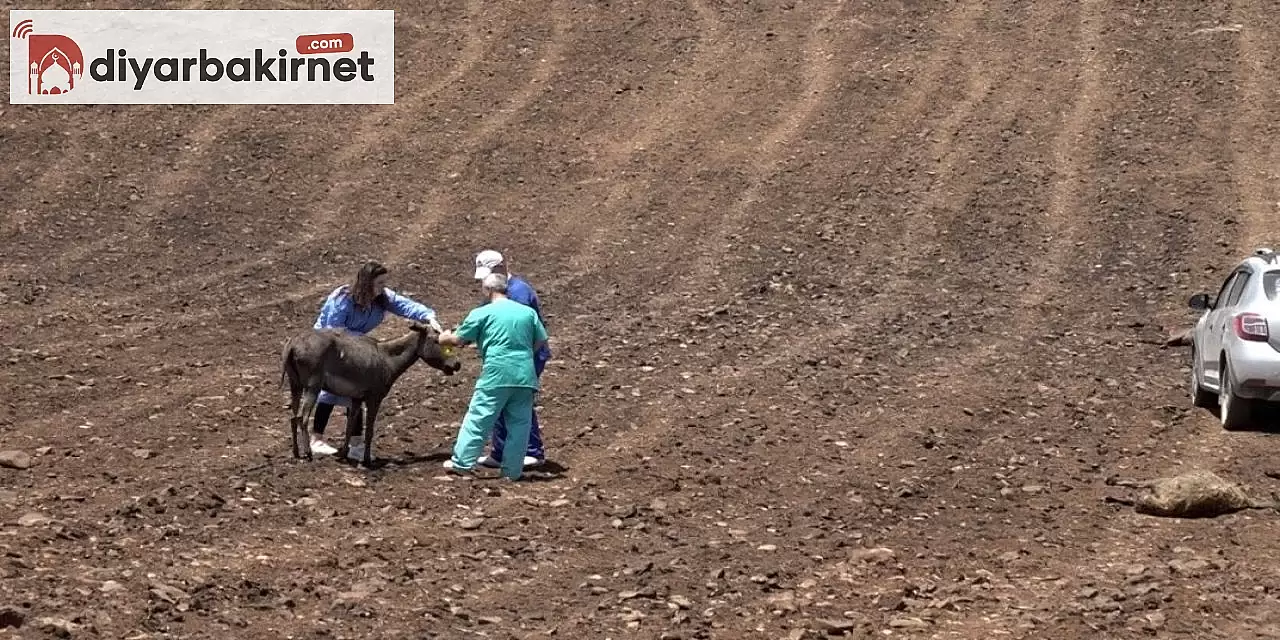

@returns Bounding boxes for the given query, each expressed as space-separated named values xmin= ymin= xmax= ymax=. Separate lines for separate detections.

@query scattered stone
xmin=37 ymin=617 xmax=75 ymax=638
xmin=813 ymin=618 xmax=856 ymax=634
xmin=101 ymin=580 xmax=126 ymax=594
xmin=17 ymin=513 xmax=50 ymax=527
xmin=458 ymin=517 xmax=485 ymax=530
xmin=851 ymin=547 xmax=895 ymax=564
xmin=888 ymin=617 xmax=929 ymax=629
xmin=0 ymin=451 xmax=31 ymax=470
xmin=549 ymin=499 xmax=572 ymax=507
xmin=132 ymin=449 xmax=153 ymax=459
xmin=1168 ymin=558 xmax=1211 ymax=575
xmin=149 ymin=580 xmax=190 ymax=605
xmin=1134 ymin=470 xmax=1269 ymax=518
xmin=0 ymin=606 xmax=25 ymax=629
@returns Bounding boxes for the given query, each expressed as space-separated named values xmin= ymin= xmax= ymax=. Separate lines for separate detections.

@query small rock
xmin=132 ymin=449 xmax=152 ymax=459
xmin=0 ymin=606 xmax=25 ymax=629
xmin=149 ymin=581 xmax=191 ymax=604
xmin=758 ymin=544 xmax=778 ymax=551
xmin=851 ymin=547 xmax=895 ymax=563
xmin=0 ymin=451 xmax=31 ymax=470
xmin=669 ymin=595 xmax=693 ymax=610
xmin=37 ymin=617 xmax=75 ymax=638
xmin=1143 ymin=611 xmax=1166 ymax=629
xmin=101 ymin=580 xmax=125 ymax=594
xmin=814 ymin=618 xmax=856 ymax=633
xmin=888 ymin=617 xmax=929 ymax=629
xmin=1168 ymin=558 xmax=1211 ymax=574
xmin=1021 ymin=485 xmax=1045 ymax=494
xmin=17 ymin=513 xmax=50 ymax=527
xmin=458 ymin=518 xmax=484 ymax=530
xmin=549 ymin=499 xmax=572 ymax=507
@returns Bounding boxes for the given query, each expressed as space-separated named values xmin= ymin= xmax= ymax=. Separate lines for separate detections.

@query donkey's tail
xmin=279 ymin=338 xmax=293 ymax=390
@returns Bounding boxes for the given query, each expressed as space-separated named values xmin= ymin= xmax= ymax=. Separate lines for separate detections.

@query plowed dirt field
xmin=4 ymin=1 xmax=1280 ymax=638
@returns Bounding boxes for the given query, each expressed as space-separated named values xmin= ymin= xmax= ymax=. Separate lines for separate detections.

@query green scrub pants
xmin=450 ymin=385 xmax=535 ymax=479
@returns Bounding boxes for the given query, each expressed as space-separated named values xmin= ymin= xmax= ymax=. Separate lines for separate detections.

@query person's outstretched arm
xmin=384 ymin=288 xmax=443 ymax=331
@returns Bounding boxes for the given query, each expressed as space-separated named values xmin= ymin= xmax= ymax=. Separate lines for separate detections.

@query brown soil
xmin=4 ymin=0 xmax=1280 ymax=638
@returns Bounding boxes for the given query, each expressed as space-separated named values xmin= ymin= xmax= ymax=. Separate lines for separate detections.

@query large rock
xmin=0 ymin=451 xmax=31 ymax=470
xmin=1136 ymin=470 xmax=1268 ymax=518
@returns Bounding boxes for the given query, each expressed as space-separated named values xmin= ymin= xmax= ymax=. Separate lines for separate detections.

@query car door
xmin=1203 ymin=268 xmax=1244 ymax=381
xmin=1205 ymin=269 xmax=1250 ymax=383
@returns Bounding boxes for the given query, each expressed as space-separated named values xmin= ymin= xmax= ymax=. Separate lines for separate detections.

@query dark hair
xmin=350 ymin=260 xmax=389 ymax=309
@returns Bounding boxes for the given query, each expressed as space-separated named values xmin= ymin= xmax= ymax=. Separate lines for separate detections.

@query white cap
xmin=474 ymin=249 xmax=504 ymax=280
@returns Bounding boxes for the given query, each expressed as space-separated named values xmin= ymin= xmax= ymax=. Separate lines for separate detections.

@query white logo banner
xmin=10 ymin=9 xmax=394 ymax=104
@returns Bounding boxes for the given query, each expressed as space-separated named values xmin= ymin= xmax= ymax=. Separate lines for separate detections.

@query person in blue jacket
xmin=471 ymin=250 xmax=551 ymax=468
xmin=309 ymin=260 xmax=443 ymax=458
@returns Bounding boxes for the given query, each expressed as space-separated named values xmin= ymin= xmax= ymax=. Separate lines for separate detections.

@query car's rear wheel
xmin=1190 ymin=349 xmax=1217 ymax=409
xmin=1219 ymin=361 xmax=1254 ymax=431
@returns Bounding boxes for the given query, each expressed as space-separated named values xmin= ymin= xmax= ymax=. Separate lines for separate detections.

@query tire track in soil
xmin=666 ymin=0 xmax=847 ymax=287
xmin=553 ymin=2 xmax=999 ymax=482
xmin=753 ymin=0 xmax=1026 ymax=371
xmin=563 ymin=2 xmax=850 ymax=473
xmin=1231 ymin=15 xmax=1280 ymax=255
xmin=4 ymin=109 xmax=252 ymax=276
xmin=708 ymin=0 xmax=1054 ymax=403
xmin=9 ymin=1 xmax=502 ymax=316
xmin=523 ymin=0 xmax=734 ymax=290
xmin=892 ymin=0 xmax=1106 ymax=402
xmin=642 ymin=0 xmax=994 ymax=327
xmin=537 ymin=0 xmax=988 ymax=362
xmin=775 ymin=1 xmax=1112 ymax=633
xmin=383 ymin=0 xmax=571 ymax=267
xmin=0 ymin=0 xmax=231 ymax=245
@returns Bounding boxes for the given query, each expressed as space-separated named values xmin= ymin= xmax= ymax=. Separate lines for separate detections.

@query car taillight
xmin=1233 ymin=313 xmax=1270 ymax=342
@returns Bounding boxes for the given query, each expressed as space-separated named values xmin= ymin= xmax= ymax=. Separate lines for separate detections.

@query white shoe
xmin=476 ymin=455 xmax=544 ymax=468
xmin=310 ymin=440 xmax=338 ymax=456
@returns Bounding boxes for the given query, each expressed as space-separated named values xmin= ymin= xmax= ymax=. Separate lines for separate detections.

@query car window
xmin=1215 ymin=272 xmax=1239 ymax=307
xmin=1263 ymin=270 xmax=1280 ymax=301
xmin=1225 ymin=270 xmax=1252 ymax=307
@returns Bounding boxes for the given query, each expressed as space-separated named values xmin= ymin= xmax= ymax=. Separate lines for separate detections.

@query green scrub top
xmin=454 ymin=297 xmax=549 ymax=389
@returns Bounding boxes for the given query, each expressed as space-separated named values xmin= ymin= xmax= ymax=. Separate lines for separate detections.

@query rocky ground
xmin=5 ymin=0 xmax=1280 ymax=638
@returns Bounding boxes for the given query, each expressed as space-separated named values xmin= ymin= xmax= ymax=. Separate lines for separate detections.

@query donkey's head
xmin=409 ymin=323 xmax=462 ymax=375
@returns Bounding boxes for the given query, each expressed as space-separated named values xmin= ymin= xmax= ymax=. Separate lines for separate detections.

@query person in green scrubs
xmin=439 ymin=272 xmax=549 ymax=480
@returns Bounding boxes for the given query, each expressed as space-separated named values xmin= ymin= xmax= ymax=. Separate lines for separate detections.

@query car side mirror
xmin=1188 ymin=293 xmax=1212 ymax=311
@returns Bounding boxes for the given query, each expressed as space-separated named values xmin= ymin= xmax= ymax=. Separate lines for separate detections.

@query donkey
xmin=280 ymin=322 xmax=462 ymax=467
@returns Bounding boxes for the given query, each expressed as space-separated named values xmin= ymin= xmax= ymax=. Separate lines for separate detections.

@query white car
xmin=1188 ymin=248 xmax=1280 ymax=429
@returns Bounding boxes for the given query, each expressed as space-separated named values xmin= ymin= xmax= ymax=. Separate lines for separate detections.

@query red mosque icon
xmin=12 ymin=21 xmax=85 ymax=96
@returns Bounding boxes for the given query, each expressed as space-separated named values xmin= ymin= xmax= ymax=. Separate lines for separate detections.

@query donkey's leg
xmin=299 ymin=390 xmax=319 ymax=461
xmin=288 ymin=385 xmax=302 ymax=459
xmin=338 ymin=401 xmax=362 ymax=463
xmin=362 ymin=398 xmax=382 ymax=469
